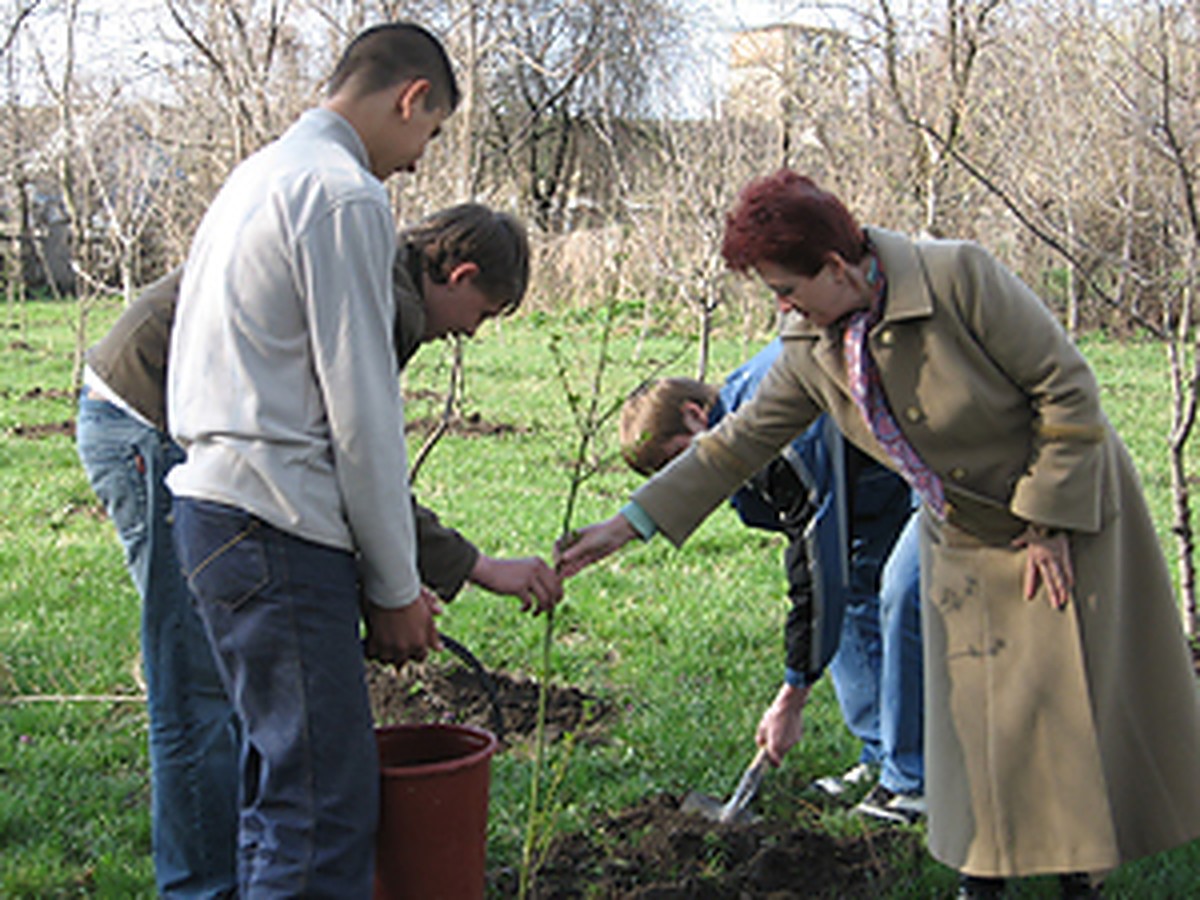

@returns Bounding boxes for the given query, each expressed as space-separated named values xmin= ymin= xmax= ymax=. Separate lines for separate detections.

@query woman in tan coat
xmin=558 ymin=171 xmax=1200 ymax=898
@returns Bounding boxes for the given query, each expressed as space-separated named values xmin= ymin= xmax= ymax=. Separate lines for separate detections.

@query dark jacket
xmin=712 ymin=338 xmax=911 ymax=686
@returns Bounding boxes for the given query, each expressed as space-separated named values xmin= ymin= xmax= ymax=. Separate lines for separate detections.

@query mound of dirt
xmin=367 ymin=655 xmax=610 ymax=745
xmin=491 ymin=792 xmax=919 ymax=899
xmin=366 ymin=657 xmax=921 ymax=897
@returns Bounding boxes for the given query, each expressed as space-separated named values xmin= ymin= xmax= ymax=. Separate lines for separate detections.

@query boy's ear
xmin=447 ymin=261 xmax=480 ymax=286
xmin=396 ymin=78 xmax=432 ymax=120
xmin=680 ymin=400 xmax=708 ymax=435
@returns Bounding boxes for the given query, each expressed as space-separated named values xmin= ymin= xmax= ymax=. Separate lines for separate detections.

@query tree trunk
xmin=696 ymin=296 xmax=712 ymax=383
xmin=1169 ymin=430 xmax=1197 ymax=636
xmin=1170 ymin=238 xmax=1200 ymax=634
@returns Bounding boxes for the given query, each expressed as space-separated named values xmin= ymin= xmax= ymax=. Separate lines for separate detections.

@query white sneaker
xmin=809 ymin=762 xmax=875 ymax=799
xmin=853 ymin=784 xmax=927 ymax=825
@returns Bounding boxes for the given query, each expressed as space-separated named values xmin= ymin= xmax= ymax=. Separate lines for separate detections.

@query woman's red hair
xmin=721 ymin=170 xmax=867 ymax=276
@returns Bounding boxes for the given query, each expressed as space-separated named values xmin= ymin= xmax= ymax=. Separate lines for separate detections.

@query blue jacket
xmin=713 ymin=339 xmax=912 ymax=686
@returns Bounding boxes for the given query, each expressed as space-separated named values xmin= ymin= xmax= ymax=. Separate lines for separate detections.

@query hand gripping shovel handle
xmin=718 ymin=747 xmax=769 ymax=823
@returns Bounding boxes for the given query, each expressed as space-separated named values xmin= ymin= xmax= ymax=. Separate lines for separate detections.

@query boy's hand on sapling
xmin=470 ymin=554 xmax=563 ymax=614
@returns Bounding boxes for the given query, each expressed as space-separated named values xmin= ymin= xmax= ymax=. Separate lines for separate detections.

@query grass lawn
xmin=2 ymin=295 xmax=1198 ymax=897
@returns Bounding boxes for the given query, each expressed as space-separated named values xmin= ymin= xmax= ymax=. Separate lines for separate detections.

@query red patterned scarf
xmin=843 ymin=254 xmax=946 ymax=517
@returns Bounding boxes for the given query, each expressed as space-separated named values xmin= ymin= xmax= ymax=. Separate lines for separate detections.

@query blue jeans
xmin=76 ymin=395 xmax=239 ymax=898
xmin=829 ymin=512 xmax=924 ymax=794
xmin=172 ymin=497 xmax=379 ymax=900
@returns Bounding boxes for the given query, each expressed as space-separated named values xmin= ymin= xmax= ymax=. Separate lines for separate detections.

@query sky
xmin=710 ymin=0 xmax=854 ymax=31
xmin=6 ymin=0 xmax=863 ymax=110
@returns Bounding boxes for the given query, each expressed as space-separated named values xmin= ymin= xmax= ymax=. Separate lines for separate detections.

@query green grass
xmin=2 ymin=295 xmax=1198 ymax=896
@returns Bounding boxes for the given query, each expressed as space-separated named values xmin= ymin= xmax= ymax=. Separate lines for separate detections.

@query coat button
xmin=950 ymin=467 xmax=967 ymax=481
xmin=879 ymin=330 xmax=894 ymax=346
xmin=905 ymin=406 xmax=922 ymax=422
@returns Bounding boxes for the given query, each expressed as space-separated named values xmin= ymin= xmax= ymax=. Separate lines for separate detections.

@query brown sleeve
xmin=414 ymin=500 xmax=480 ymax=601
xmin=84 ymin=266 xmax=183 ymax=431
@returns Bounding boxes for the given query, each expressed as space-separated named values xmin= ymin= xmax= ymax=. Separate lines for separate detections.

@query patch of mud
xmin=492 ymin=792 xmax=921 ymax=899
xmin=405 ymin=411 xmax=526 ymax=438
xmin=9 ymin=419 xmax=74 ymax=438
xmin=367 ymin=656 xmax=610 ymax=745
xmin=21 ymin=386 xmax=75 ymax=401
xmin=7 ymin=385 xmax=77 ymax=438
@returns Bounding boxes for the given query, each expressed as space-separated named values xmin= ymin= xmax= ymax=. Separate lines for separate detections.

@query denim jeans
xmin=172 ymin=497 xmax=379 ymax=900
xmin=76 ymin=394 xmax=239 ymax=898
xmin=829 ymin=512 xmax=925 ymax=795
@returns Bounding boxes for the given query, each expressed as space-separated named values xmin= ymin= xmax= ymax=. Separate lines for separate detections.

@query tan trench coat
xmin=634 ymin=228 xmax=1200 ymax=877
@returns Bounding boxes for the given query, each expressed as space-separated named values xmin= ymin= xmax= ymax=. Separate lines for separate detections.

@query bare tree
xmin=0 ymin=0 xmax=40 ymax=317
xmin=469 ymin=0 xmax=688 ymax=232
xmin=641 ymin=114 xmax=774 ymax=379
xmin=165 ymin=0 xmax=309 ymax=164
xmin=871 ymin=0 xmax=1007 ymax=237
xmin=0 ymin=0 xmax=40 ymax=60
xmin=1116 ymin=0 xmax=1200 ymax=634
xmin=31 ymin=0 xmax=95 ymax=385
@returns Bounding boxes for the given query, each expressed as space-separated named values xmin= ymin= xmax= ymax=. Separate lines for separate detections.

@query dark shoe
xmin=957 ymin=874 xmax=1006 ymax=899
xmin=852 ymin=783 xmax=927 ymax=825
xmin=1060 ymin=872 xmax=1103 ymax=899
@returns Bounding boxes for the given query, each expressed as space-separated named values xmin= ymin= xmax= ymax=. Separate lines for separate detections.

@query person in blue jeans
xmin=166 ymin=26 xmax=463 ymax=897
xmin=78 ymin=200 xmax=563 ymax=895
xmin=76 ymin=403 xmax=237 ymax=894
xmin=76 ymin=276 xmax=240 ymax=897
xmin=619 ymin=337 xmax=924 ymax=822
xmin=822 ymin=508 xmax=923 ymax=817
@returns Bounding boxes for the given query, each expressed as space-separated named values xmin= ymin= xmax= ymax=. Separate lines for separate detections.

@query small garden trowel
xmin=680 ymin=747 xmax=769 ymax=825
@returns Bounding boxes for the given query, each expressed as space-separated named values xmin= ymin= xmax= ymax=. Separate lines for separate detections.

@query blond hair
xmin=619 ymin=378 xmax=718 ymax=476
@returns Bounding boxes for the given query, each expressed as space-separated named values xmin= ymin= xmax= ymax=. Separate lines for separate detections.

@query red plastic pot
xmin=373 ymin=723 xmax=499 ymax=900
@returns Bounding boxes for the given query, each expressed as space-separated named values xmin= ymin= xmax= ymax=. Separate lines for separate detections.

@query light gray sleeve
xmin=297 ymin=196 xmax=420 ymax=609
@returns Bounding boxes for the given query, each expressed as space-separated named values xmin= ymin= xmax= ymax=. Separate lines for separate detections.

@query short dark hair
xmin=325 ymin=22 xmax=460 ymax=113
xmin=403 ymin=204 xmax=530 ymax=314
xmin=721 ymin=170 xmax=866 ymax=277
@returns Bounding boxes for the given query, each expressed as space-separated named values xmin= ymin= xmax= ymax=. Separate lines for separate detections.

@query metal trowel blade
xmin=679 ymin=789 xmax=756 ymax=825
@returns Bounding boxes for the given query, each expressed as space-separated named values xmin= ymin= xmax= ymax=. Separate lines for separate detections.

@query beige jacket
xmin=634 ymin=228 xmax=1200 ymax=876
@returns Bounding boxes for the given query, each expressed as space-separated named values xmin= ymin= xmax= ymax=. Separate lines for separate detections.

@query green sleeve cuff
xmin=620 ymin=501 xmax=657 ymax=540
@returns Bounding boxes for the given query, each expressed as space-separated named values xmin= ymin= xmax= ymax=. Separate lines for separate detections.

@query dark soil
xmin=366 ymin=657 xmax=921 ymax=898
xmin=7 ymin=385 xmax=77 ymax=439
xmin=405 ymin=411 xmax=527 ymax=438
xmin=368 ymin=644 xmax=1200 ymax=896
xmin=9 ymin=419 xmax=74 ymax=438
xmin=367 ymin=656 xmax=611 ymax=746
xmin=21 ymin=386 xmax=75 ymax=401
xmin=495 ymin=794 xmax=918 ymax=899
